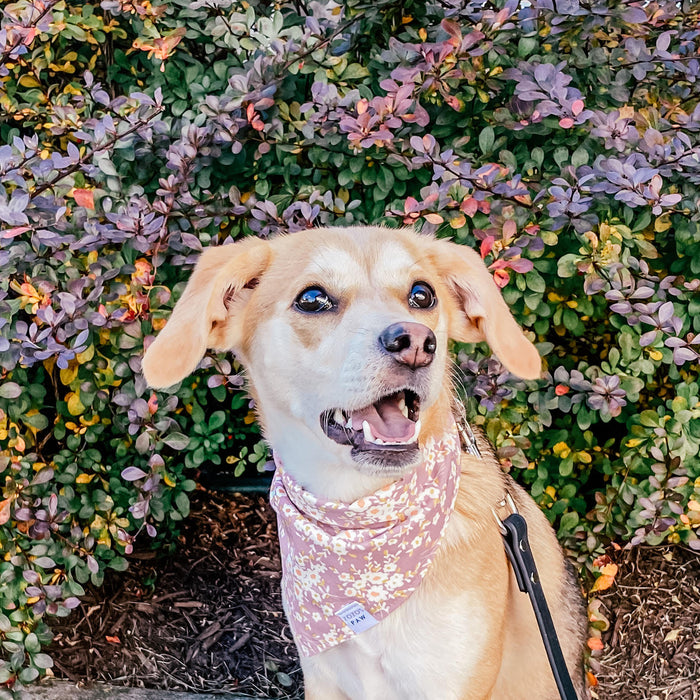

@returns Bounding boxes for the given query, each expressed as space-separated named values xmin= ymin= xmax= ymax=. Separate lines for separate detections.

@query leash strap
xmin=457 ymin=418 xmax=578 ymax=699
xmin=497 ymin=508 xmax=579 ymax=700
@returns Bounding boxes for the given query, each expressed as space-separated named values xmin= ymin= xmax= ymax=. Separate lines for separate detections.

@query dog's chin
xmin=319 ymin=388 xmax=424 ymax=477
xmin=347 ymin=443 xmax=422 ymax=478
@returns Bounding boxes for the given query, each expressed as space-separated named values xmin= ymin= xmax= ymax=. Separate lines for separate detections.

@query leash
xmin=457 ymin=421 xmax=579 ymax=700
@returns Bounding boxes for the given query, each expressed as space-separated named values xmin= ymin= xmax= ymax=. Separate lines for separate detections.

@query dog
xmin=142 ymin=226 xmax=589 ymax=700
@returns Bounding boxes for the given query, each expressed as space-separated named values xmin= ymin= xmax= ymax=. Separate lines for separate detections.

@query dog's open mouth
xmin=320 ymin=389 xmax=421 ymax=455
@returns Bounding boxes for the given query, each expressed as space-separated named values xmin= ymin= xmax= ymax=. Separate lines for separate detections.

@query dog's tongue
xmin=351 ymin=394 xmax=414 ymax=441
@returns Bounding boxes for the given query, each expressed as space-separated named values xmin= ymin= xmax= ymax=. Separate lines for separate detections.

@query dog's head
xmin=142 ymin=227 xmax=540 ymax=493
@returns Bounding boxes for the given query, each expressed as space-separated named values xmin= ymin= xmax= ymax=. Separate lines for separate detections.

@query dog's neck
xmin=261 ymin=395 xmax=456 ymax=503
xmin=263 ymin=410 xmax=395 ymax=501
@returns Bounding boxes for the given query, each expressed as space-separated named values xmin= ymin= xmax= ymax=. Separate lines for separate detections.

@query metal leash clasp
xmin=491 ymin=491 xmax=519 ymax=536
xmin=456 ymin=418 xmax=482 ymax=459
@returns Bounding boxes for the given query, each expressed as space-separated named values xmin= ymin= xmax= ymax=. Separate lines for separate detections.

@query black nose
xmin=379 ymin=322 xmax=436 ymax=370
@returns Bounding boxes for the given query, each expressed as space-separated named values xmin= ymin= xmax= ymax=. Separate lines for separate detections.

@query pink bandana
xmin=269 ymin=425 xmax=462 ymax=657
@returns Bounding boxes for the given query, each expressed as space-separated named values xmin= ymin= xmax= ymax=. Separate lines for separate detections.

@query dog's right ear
xmin=141 ymin=237 xmax=271 ymax=388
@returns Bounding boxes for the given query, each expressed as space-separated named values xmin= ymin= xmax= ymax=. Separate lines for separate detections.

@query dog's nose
xmin=379 ymin=322 xmax=436 ymax=369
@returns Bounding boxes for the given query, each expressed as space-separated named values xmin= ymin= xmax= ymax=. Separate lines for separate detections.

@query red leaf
xmin=1 ymin=226 xmax=30 ymax=239
xmin=480 ymin=236 xmax=495 ymax=259
xmin=502 ymin=219 xmax=517 ymax=243
xmin=460 ymin=197 xmax=478 ymax=217
xmin=493 ymin=269 xmax=510 ymax=288
xmin=555 ymin=384 xmax=570 ymax=396
xmin=73 ymin=189 xmax=94 ymax=209
xmin=0 ymin=498 xmax=11 ymax=526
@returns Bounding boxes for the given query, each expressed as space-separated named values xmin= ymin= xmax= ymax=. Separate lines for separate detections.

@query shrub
xmin=1 ymin=0 xmax=699 ymax=692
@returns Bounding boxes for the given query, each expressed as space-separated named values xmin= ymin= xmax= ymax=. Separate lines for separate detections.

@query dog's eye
xmin=408 ymin=281 xmax=436 ymax=309
xmin=294 ymin=287 xmax=335 ymax=313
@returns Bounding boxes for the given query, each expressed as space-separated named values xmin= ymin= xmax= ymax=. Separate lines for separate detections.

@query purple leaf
xmin=639 ymin=331 xmax=657 ymax=347
xmin=121 ymin=466 xmax=148 ymax=481
xmin=34 ymin=557 xmax=56 ymax=569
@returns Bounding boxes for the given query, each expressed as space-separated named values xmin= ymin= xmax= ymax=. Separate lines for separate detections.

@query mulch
xmin=49 ymin=490 xmax=303 ymax=698
xmin=49 ymin=489 xmax=700 ymax=699
xmin=595 ymin=545 xmax=700 ymax=700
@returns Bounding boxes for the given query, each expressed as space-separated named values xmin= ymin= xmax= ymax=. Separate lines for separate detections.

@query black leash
xmin=497 ymin=504 xmax=579 ymax=700
xmin=457 ymin=421 xmax=579 ymax=700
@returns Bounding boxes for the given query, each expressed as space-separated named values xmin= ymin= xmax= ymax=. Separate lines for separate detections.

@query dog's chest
xmin=299 ymin=506 xmax=509 ymax=700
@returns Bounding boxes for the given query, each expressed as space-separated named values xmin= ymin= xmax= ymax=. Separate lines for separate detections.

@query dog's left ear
xmin=142 ymin=237 xmax=272 ymax=388
xmin=429 ymin=237 xmax=541 ymax=380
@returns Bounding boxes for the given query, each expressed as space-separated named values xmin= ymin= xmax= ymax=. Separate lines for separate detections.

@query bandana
xmin=269 ymin=425 xmax=462 ymax=657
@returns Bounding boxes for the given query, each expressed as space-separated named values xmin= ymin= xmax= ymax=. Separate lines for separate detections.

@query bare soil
xmin=49 ymin=490 xmax=700 ymax=699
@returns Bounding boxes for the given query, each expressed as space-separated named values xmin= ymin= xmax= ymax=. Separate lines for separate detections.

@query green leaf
xmin=376 ymin=167 xmax=395 ymax=194
xmin=341 ymin=63 xmax=370 ymax=80
xmin=24 ymin=633 xmax=40 ymax=654
xmin=209 ymin=411 xmax=226 ymax=431
xmin=175 ymin=492 xmax=190 ymax=517
xmin=559 ymin=511 xmax=579 ymax=533
xmin=163 ymin=433 xmax=190 ymax=450
xmin=32 ymin=653 xmax=54 ymax=669
xmin=557 ymin=254 xmax=580 ymax=278
xmin=20 ymin=667 xmax=40 ymax=683
xmin=479 ymin=126 xmax=494 ymax=154
xmin=0 ymin=382 xmax=21 ymax=399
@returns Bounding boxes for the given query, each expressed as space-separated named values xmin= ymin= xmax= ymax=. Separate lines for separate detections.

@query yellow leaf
xmin=688 ymin=500 xmax=700 ymax=512
xmin=626 ymin=438 xmax=642 ymax=448
xmin=18 ymin=74 xmax=42 ymax=88
xmin=60 ymin=362 xmax=79 ymax=385
xmin=648 ymin=349 xmax=663 ymax=361
xmin=450 ymin=214 xmax=466 ymax=229
xmin=244 ymin=410 xmax=256 ymax=425
xmin=654 ymin=214 xmax=672 ymax=233
xmin=76 ymin=474 xmax=95 ymax=484
xmin=163 ymin=473 xmax=176 ymax=487
xmin=66 ymin=392 xmax=86 ymax=416
xmin=76 ymin=344 xmax=95 ymax=364
xmin=664 ymin=629 xmax=681 ymax=643
xmin=552 ymin=441 xmax=571 ymax=459
xmin=619 ymin=105 xmax=635 ymax=119
xmin=26 ymin=596 xmax=41 ymax=605
xmin=576 ymin=451 xmax=592 ymax=464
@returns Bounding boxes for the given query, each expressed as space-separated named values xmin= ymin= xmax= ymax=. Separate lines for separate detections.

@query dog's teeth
xmin=413 ymin=419 xmax=422 ymax=440
xmin=398 ymin=398 xmax=408 ymax=418
xmin=333 ymin=409 xmax=344 ymax=425
xmin=362 ymin=421 xmax=373 ymax=442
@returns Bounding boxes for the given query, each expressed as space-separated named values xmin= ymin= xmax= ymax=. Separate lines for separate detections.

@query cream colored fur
xmin=142 ymin=226 xmax=589 ymax=699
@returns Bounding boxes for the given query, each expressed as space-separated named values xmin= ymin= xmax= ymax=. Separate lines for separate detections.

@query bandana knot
xmin=269 ymin=425 xmax=461 ymax=657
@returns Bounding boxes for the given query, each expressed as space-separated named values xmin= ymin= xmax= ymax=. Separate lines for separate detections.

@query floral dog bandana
xmin=269 ymin=425 xmax=462 ymax=657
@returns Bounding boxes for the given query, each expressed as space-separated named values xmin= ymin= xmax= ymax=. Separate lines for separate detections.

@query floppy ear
xmin=141 ymin=237 xmax=272 ymax=388
xmin=429 ymin=238 xmax=541 ymax=380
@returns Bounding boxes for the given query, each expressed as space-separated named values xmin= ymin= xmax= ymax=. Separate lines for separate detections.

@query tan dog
xmin=142 ymin=226 xmax=588 ymax=700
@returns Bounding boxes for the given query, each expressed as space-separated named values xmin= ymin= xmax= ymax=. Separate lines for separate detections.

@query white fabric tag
xmin=336 ymin=602 xmax=379 ymax=634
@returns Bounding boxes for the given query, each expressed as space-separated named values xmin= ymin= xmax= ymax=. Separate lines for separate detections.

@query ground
xmin=48 ymin=490 xmax=700 ymax=699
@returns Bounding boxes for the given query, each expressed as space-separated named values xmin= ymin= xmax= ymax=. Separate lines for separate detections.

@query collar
xmin=269 ymin=424 xmax=462 ymax=657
